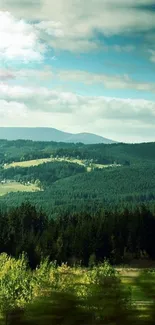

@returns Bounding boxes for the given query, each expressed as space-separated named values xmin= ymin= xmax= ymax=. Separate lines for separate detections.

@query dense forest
xmin=0 ymin=139 xmax=155 ymax=265
xmin=0 ymin=139 xmax=155 ymax=324
xmin=1 ymin=139 xmax=155 ymax=165
xmin=0 ymin=202 xmax=155 ymax=268
xmin=1 ymin=163 xmax=155 ymax=216
xmin=0 ymin=161 xmax=85 ymax=188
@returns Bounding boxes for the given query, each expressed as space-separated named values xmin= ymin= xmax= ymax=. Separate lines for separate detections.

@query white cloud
xmin=0 ymin=11 xmax=46 ymax=62
xmin=0 ymin=82 xmax=155 ymax=142
xmin=0 ymin=83 xmax=52 ymax=103
xmin=0 ymin=99 xmax=28 ymax=120
xmin=57 ymin=69 xmax=155 ymax=93
xmin=14 ymin=68 xmax=54 ymax=80
xmin=3 ymin=66 xmax=155 ymax=94
xmin=0 ymin=1 xmax=155 ymax=53
xmin=0 ymin=82 xmax=155 ymax=121
xmin=35 ymin=21 xmax=64 ymax=37
xmin=0 ymin=1 xmax=154 ymax=142
xmin=0 ymin=69 xmax=15 ymax=80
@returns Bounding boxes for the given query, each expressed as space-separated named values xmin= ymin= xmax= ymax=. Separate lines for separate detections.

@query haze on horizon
xmin=0 ymin=0 xmax=155 ymax=143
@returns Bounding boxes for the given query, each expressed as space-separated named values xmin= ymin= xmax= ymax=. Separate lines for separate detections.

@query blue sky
xmin=0 ymin=0 xmax=155 ymax=142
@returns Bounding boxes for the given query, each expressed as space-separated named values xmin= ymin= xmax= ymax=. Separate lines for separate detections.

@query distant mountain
xmin=0 ymin=127 xmax=116 ymax=144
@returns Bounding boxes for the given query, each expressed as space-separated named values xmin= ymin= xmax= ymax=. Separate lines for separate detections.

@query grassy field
xmin=3 ymin=157 xmax=90 ymax=169
xmin=95 ymin=163 xmax=121 ymax=169
xmin=0 ymin=182 xmax=40 ymax=196
xmin=4 ymin=158 xmax=53 ymax=168
xmin=116 ymin=266 xmax=155 ymax=321
xmin=4 ymin=157 xmax=121 ymax=171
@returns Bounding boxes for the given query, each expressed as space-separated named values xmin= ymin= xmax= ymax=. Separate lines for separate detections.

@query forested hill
xmin=1 ymin=164 xmax=155 ymax=216
xmin=0 ymin=139 xmax=155 ymax=165
xmin=0 ymin=139 xmax=155 ymax=217
xmin=0 ymin=139 xmax=155 ymax=266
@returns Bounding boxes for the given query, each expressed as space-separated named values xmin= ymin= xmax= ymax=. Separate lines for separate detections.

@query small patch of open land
xmin=4 ymin=158 xmax=53 ymax=168
xmin=0 ymin=182 xmax=40 ymax=196
xmin=4 ymin=157 xmax=121 ymax=170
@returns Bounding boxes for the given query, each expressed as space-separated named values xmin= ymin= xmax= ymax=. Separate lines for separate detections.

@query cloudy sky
xmin=0 ymin=0 xmax=155 ymax=142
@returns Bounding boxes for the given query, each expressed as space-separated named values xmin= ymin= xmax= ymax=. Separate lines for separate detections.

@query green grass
xmin=0 ymin=256 xmax=155 ymax=324
xmin=3 ymin=157 xmax=88 ymax=169
xmin=0 ymin=182 xmax=40 ymax=196
xmin=4 ymin=158 xmax=53 ymax=168
xmin=4 ymin=157 xmax=121 ymax=171
xmin=117 ymin=267 xmax=155 ymax=319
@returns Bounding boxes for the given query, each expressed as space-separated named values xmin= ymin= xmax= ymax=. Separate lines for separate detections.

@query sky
xmin=0 ymin=0 xmax=155 ymax=142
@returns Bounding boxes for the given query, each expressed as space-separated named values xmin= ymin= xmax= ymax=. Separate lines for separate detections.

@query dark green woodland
xmin=0 ymin=139 xmax=155 ymax=267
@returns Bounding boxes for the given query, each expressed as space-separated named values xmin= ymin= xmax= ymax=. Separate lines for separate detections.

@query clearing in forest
xmin=4 ymin=157 xmax=121 ymax=170
xmin=0 ymin=182 xmax=40 ymax=196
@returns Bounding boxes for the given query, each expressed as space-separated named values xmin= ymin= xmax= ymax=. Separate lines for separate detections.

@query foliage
xmin=0 ymin=256 xmax=155 ymax=324
xmin=0 ymin=253 xmax=33 ymax=324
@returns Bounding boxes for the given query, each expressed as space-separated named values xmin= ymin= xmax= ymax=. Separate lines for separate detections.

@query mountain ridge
xmin=0 ymin=127 xmax=116 ymax=144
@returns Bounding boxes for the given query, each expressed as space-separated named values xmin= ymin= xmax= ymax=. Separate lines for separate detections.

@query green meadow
xmin=0 ymin=182 xmax=40 ymax=196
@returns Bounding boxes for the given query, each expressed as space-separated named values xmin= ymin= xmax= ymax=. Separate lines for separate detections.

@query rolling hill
xmin=0 ymin=139 xmax=155 ymax=216
xmin=0 ymin=127 xmax=116 ymax=144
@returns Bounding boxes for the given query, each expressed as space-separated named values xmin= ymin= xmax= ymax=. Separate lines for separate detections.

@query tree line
xmin=1 ymin=139 xmax=155 ymax=166
xmin=0 ymin=202 xmax=155 ymax=268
